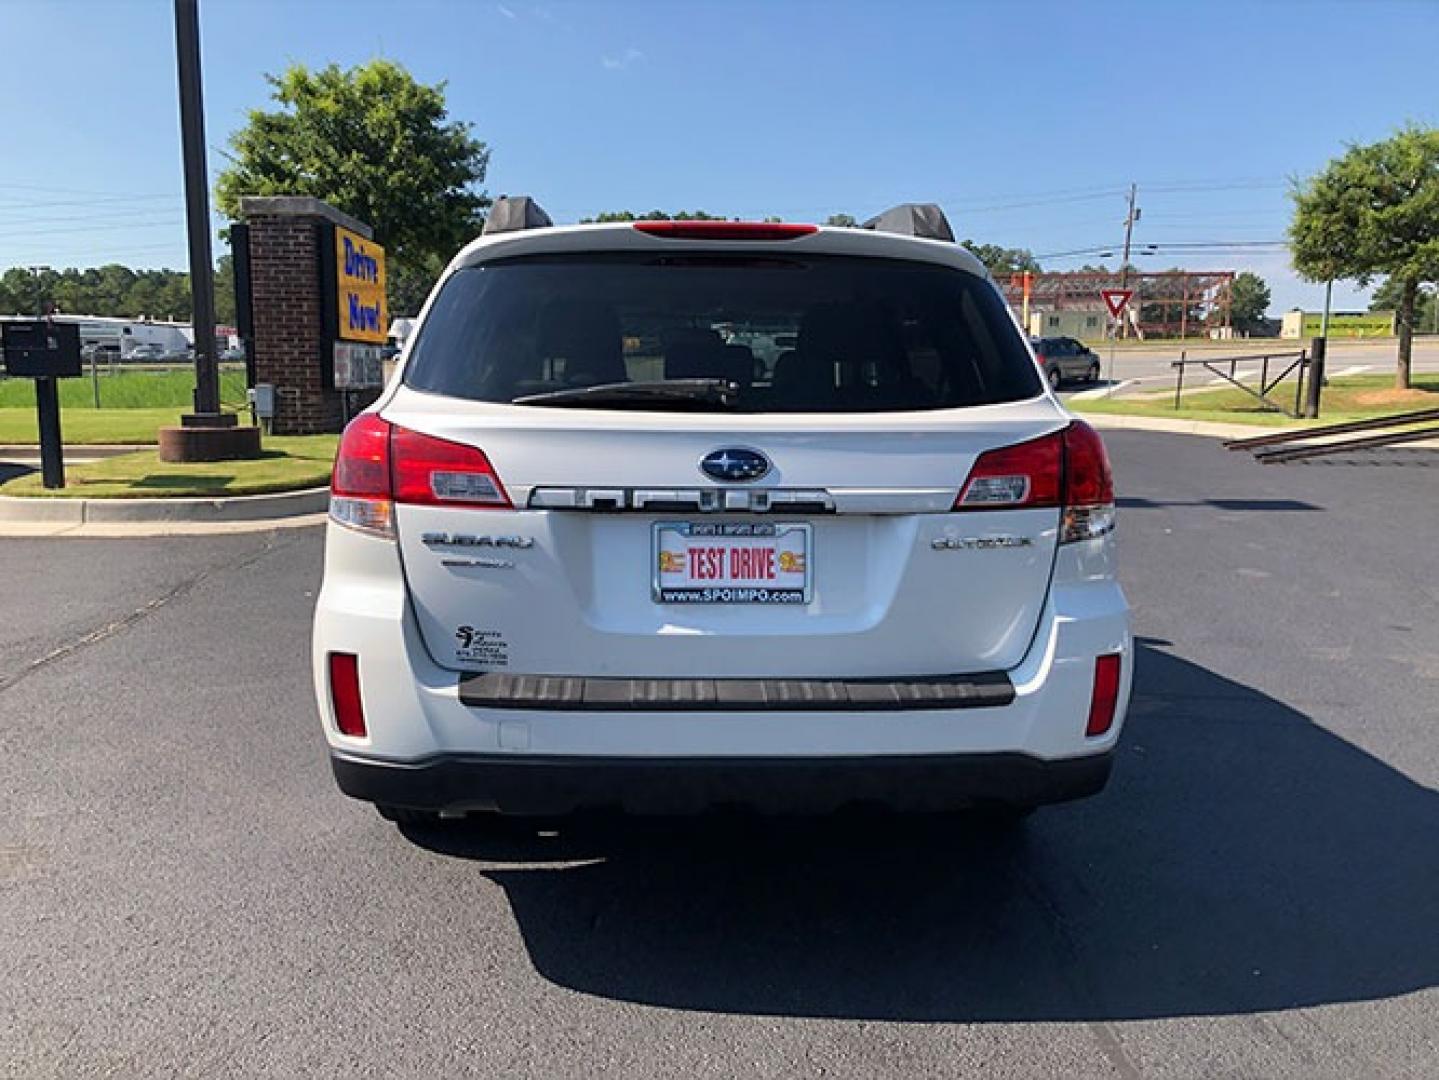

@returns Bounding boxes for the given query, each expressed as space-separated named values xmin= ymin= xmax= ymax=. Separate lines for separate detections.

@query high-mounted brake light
xmin=329 ymin=414 xmax=512 ymax=537
xmin=328 ymin=652 xmax=367 ymax=738
xmin=954 ymin=420 xmax=1115 ymax=544
xmin=633 ymin=221 xmax=817 ymax=241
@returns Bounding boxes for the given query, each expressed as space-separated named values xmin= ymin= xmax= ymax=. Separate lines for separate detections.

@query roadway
xmin=3 ymin=431 xmax=1437 ymax=1078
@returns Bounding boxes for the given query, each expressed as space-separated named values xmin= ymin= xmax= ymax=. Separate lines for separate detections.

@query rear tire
xmin=1087 ymin=361 xmax=1101 ymax=383
xmin=1047 ymin=367 xmax=1062 ymax=391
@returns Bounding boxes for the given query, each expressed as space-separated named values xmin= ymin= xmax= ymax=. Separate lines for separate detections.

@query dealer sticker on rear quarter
xmin=653 ymin=522 xmax=811 ymax=604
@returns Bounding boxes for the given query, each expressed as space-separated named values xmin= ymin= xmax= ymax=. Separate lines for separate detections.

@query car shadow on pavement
xmin=402 ymin=641 xmax=1439 ymax=1022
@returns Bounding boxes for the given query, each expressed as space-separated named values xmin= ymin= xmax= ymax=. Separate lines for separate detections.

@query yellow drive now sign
xmin=334 ymin=226 xmax=388 ymax=343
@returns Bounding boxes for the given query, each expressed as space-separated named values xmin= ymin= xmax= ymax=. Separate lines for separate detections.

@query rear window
xmin=404 ymin=253 xmax=1042 ymax=413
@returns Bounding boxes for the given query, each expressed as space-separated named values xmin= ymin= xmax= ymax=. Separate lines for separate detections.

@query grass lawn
xmin=0 ymin=435 xmax=338 ymax=498
xmin=1071 ymin=373 xmax=1439 ymax=427
xmin=0 ymin=367 xmax=247 ymax=410
xmin=0 ymin=366 xmax=250 ymax=444
xmin=0 ymin=407 xmax=208 ymax=444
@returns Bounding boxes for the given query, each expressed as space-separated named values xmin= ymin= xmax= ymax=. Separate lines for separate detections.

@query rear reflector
xmin=329 ymin=652 xmax=367 ymax=737
xmin=633 ymin=221 xmax=817 ymax=241
xmin=1086 ymin=654 xmax=1122 ymax=737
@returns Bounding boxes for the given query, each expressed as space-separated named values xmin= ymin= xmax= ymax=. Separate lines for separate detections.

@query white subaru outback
xmin=312 ymin=206 xmax=1131 ymax=823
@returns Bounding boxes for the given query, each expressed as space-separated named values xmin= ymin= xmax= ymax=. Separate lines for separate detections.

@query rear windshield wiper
xmin=512 ymin=378 xmax=741 ymax=409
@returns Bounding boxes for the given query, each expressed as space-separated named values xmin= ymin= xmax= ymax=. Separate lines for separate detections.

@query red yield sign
xmin=1101 ymin=289 xmax=1133 ymax=319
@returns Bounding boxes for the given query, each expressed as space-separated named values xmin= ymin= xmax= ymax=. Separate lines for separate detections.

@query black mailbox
xmin=2 ymin=320 xmax=82 ymax=378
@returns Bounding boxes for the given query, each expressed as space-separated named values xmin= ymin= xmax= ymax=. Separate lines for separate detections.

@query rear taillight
xmin=329 ymin=414 xmax=512 ymax=537
xmin=633 ymin=221 xmax=817 ymax=241
xmin=328 ymin=652 xmax=367 ymax=738
xmin=954 ymin=420 xmax=1115 ymax=544
xmin=1086 ymin=653 xmax=1122 ymax=737
xmin=1060 ymin=420 xmax=1116 ymax=543
xmin=331 ymin=413 xmax=395 ymax=537
xmin=391 ymin=427 xmax=512 ymax=509
xmin=955 ymin=431 xmax=1063 ymax=510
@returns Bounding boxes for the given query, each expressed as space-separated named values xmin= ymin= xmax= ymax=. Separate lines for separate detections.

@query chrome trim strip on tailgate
xmin=528 ymin=487 xmax=836 ymax=513
xmin=458 ymin=671 xmax=1015 ymax=711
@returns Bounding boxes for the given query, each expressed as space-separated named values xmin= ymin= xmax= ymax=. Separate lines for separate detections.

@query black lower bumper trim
xmin=331 ymin=749 xmax=1113 ymax=816
xmin=458 ymin=670 xmax=1015 ymax=711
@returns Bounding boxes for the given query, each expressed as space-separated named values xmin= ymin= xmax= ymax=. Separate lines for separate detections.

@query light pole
xmin=173 ymin=0 xmax=221 ymax=421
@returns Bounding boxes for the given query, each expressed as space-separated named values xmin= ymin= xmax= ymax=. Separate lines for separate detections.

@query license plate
xmin=653 ymin=521 xmax=811 ymax=604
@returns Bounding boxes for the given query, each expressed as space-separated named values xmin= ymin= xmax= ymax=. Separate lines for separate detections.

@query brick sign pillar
xmin=237 ymin=196 xmax=382 ymax=434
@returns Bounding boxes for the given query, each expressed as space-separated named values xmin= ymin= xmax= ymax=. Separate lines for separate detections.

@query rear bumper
xmin=331 ymin=748 xmax=1114 ymax=815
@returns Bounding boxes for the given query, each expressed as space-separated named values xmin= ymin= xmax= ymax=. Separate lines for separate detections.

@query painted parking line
xmin=1071 ymin=379 xmax=1139 ymax=400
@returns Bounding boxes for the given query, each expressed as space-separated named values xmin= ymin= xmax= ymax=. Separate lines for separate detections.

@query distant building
xmin=1026 ymin=309 xmax=1107 ymax=339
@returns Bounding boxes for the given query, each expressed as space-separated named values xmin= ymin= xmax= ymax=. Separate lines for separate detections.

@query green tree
xmin=579 ymin=209 xmax=724 ymax=223
xmin=1290 ymin=125 xmax=1439 ymax=387
xmin=0 ymin=261 xmax=234 ymax=323
xmin=213 ymin=254 xmax=236 ymax=326
xmin=1229 ymin=271 xmax=1272 ymax=334
xmin=215 ymin=59 xmax=491 ymax=316
xmin=824 ymin=213 xmax=858 ymax=227
xmin=1369 ymin=275 xmax=1436 ymax=332
xmin=961 ymin=240 xmax=1041 ymax=275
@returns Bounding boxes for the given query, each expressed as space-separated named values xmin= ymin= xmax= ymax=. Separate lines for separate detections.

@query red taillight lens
xmin=955 ymin=430 xmax=1063 ymax=509
xmin=329 ymin=652 xmax=367 ymax=737
xmin=954 ymin=421 xmax=1116 ymax=543
xmin=1086 ymin=653 xmax=1122 ymax=737
xmin=332 ymin=412 xmax=392 ymax=497
xmin=331 ymin=413 xmax=396 ymax=536
xmin=633 ymin=221 xmax=817 ymax=241
xmin=391 ymin=427 xmax=512 ymax=509
xmin=1062 ymin=420 xmax=1114 ymax=506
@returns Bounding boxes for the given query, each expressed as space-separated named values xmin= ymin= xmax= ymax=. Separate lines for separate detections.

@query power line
xmin=0 ymin=218 xmax=183 ymax=241
xmin=0 ymin=181 xmax=178 ymax=199
xmin=0 ymin=207 xmax=191 ymax=229
xmin=0 ymin=193 xmax=180 ymax=212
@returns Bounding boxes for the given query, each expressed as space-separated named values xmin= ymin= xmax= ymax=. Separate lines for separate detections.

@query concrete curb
xmin=1080 ymin=414 xmax=1268 ymax=440
xmin=1082 ymin=412 xmax=1439 ymax=448
xmin=0 ymin=486 xmax=329 ymax=524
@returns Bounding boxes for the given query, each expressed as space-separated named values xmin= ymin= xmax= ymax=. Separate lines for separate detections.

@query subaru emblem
xmin=700 ymin=448 xmax=770 ymax=483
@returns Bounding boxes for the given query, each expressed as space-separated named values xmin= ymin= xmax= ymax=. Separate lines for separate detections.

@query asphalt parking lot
xmin=3 ymin=430 xmax=1437 ymax=1079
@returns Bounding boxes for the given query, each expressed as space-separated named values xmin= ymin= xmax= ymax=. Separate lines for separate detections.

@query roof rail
xmin=482 ymin=195 xmax=554 ymax=236
xmin=861 ymin=203 xmax=955 ymax=243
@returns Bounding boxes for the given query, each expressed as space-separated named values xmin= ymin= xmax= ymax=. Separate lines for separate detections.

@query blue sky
xmin=1 ymin=0 xmax=1435 ymax=313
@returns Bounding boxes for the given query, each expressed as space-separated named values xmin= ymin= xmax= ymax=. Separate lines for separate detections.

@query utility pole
xmin=173 ymin=0 xmax=221 ymax=420
xmin=1117 ymin=183 xmax=1139 ymax=339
